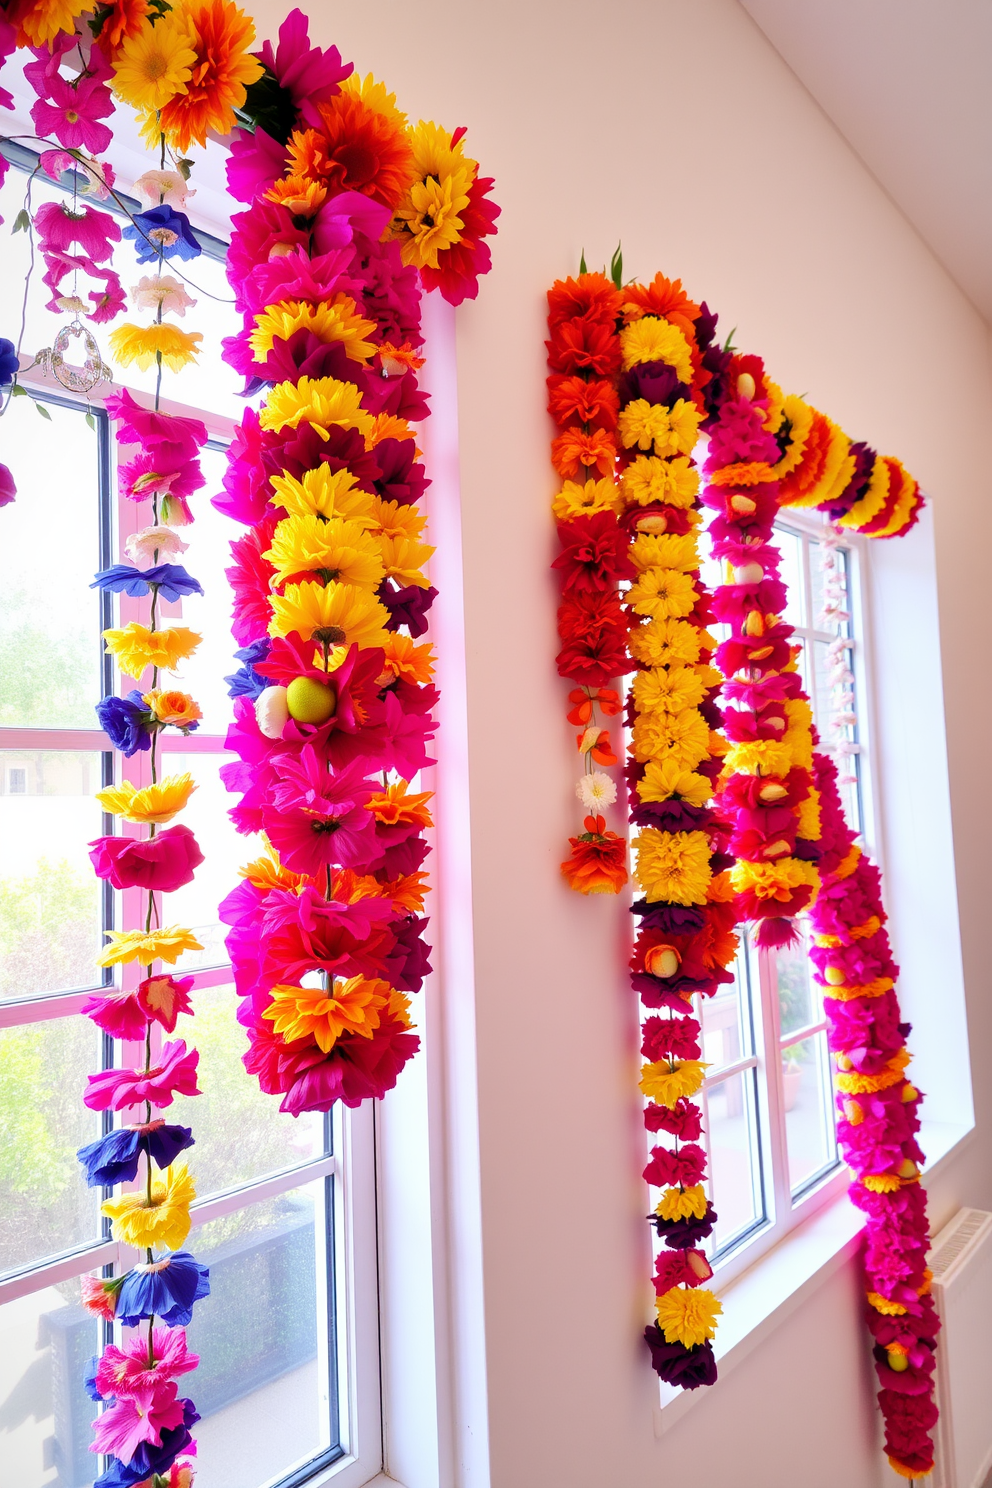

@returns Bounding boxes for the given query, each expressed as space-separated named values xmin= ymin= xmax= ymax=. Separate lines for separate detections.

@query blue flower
xmin=225 ymin=638 xmax=271 ymax=700
xmin=91 ymin=563 xmax=204 ymax=603
xmin=83 ymin=1357 xmax=104 ymax=1403
xmin=123 ymin=204 xmax=201 ymax=264
xmin=77 ymin=1123 xmax=194 ymax=1187
xmin=116 ymin=1251 xmax=210 ymax=1328
xmin=95 ymin=691 xmax=153 ymax=757
xmin=0 ymin=337 xmax=18 ymax=387
xmin=92 ymin=1403 xmax=200 ymax=1488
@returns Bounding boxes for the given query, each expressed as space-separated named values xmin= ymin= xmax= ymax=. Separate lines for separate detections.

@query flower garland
xmin=213 ymin=11 xmax=498 ymax=1113
xmin=545 ymin=270 xmax=629 ymax=894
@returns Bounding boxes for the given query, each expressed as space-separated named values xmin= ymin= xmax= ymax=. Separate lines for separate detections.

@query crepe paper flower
xmin=379 ymin=580 xmax=437 ymax=638
xmin=91 ymin=563 xmax=205 ymax=602
xmin=130 ymin=172 xmax=193 ymax=211
xmin=576 ymin=772 xmax=617 ymax=813
xmin=124 ymin=526 xmax=190 ymax=569
xmin=35 ymin=200 xmax=121 ymax=262
xmin=110 ymin=6 xmax=196 ymax=109
xmin=654 ymin=1286 xmax=723 ymax=1350
xmin=89 ymin=825 xmax=204 ymax=893
xmin=95 ymin=690 xmax=154 ymax=756
xmin=367 ymin=781 xmax=434 ymax=830
xmin=102 ymin=1161 xmax=196 ymax=1252
xmin=82 ymin=1272 xmax=126 ymax=1321
xmin=247 ymin=5 xmax=351 ymax=139
xmin=268 ymin=579 xmax=391 ymax=652
xmin=77 ymin=1121 xmax=195 ymax=1187
xmin=416 ymin=161 xmax=500 ymax=307
xmin=251 ymin=295 xmax=378 ymax=365
xmin=154 ymin=0 xmax=263 ymax=152
xmin=265 ymin=756 xmax=379 ymax=874
xmin=264 ymin=513 xmax=385 ymax=590
xmin=98 ymin=925 xmax=203 ymax=969
xmin=103 ymin=623 xmax=203 ymax=679
xmin=91 ymin=1399 xmax=199 ymax=1488
xmin=116 ymin=1252 xmax=210 ymax=1330
xmin=378 ymin=633 xmax=435 ymax=686
xmin=123 ymin=205 xmax=202 ymax=267
xmin=94 ymin=1327 xmax=198 ymax=1403
xmin=0 ymin=337 xmax=16 ymax=387
xmin=130 ymin=274 xmax=197 ymax=319
xmin=80 ymin=972 xmax=194 ymax=1040
xmin=141 ymin=692 xmax=201 ymax=733
xmin=0 ymin=461 xmax=18 ymax=507
xmin=637 ymin=759 xmax=711 ymax=808
xmin=109 ymin=323 xmax=204 ymax=374
xmin=626 ymin=567 xmax=698 ymax=622
xmin=561 ymin=817 xmax=628 ymax=895
xmin=30 ymin=71 xmax=114 ymax=155
xmin=269 ymin=465 xmax=374 ymax=524
xmin=655 ymin=1183 xmax=709 ymax=1222
xmin=634 ymin=828 xmax=713 ymax=908
xmin=640 ymin=1059 xmax=708 ymax=1108
xmin=620 ymin=317 xmax=694 ymax=383
xmin=97 ymin=775 xmax=197 ymax=825
xmin=107 ymin=389 xmax=208 ymax=459
xmin=260 ymin=376 xmax=373 ymax=440
xmin=263 ymin=976 xmax=392 ymax=1052
xmin=644 ymin=1327 xmax=718 ymax=1391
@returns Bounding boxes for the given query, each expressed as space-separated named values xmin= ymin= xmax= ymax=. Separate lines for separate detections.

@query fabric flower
xmin=124 ymin=525 xmax=189 ymax=568
xmin=155 ymin=0 xmax=264 ymax=153
xmin=560 ymin=817 xmax=628 ymax=895
xmin=123 ymin=205 xmax=202 ymax=264
xmin=131 ymin=274 xmax=196 ymax=317
xmin=101 ymin=1161 xmax=196 ymax=1251
xmin=80 ymin=974 xmax=194 ymax=1039
xmin=116 ymin=1253 xmax=210 ymax=1328
xmin=92 ymin=563 xmax=204 ymax=602
xmin=89 ymin=825 xmax=204 ymax=892
xmin=654 ymin=1286 xmax=722 ymax=1348
xmin=95 ymin=690 xmax=153 ymax=756
xmin=103 ymin=623 xmax=202 ymax=678
xmin=77 ymin=1121 xmax=194 ymax=1187
xmin=263 ymin=975 xmax=391 ymax=1052
xmin=94 ymin=1326 xmax=198 ymax=1400
xmin=97 ymin=775 xmax=197 ymax=825
xmin=97 ymin=925 xmax=203 ymax=968
xmin=84 ymin=1040 xmax=201 ymax=1111
xmin=30 ymin=71 xmax=114 ymax=154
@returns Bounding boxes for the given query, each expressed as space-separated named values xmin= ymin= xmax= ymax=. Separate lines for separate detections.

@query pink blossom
xmin=91 ymin=1380 xmax=186 ymax=1464
xmin=132 ymin=171 xmax=194 ymax=210
xmin=95 ymin=1327 xmax=198 ymax=1399
xmin=0 ymin=463 xmax=15 ymax=508
xmin=83 ymin=1039 xmax=201 ymax=1111
xmin=105 ymin=388 xmax=207 ymax=461
xmin=125 ymin=525 xmax=189 ymax=567
xmin=35 ymin=200 xmax=120 ymax=261
xmin=118 ymin=451 xmax=205 ymax=505
xmin=226 ymin=124 xmax=288 ymax=204
xmin=252 ymin=7 xmax=352 ymax=129
xmin=88 ymin=270 xmax=127 ymax=323
xmin=30 ymin=72 xmax=113 ymax=155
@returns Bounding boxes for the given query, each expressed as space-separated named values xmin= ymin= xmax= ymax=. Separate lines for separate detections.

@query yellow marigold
xmin=820 ymin=977 xmax=893 ymax=1003
xmin=377 ymin=632 xmax=435 ymax=684
xmin=838 ymin=453 xmax=889 ymax=530
xmin=265 ymin=175 xmax=327 ymax=216
xmin=110 ymin=7 xmax=197 ymax=108
xmin=636 ymin=758 xmax=711 ymax=808
xmin=103 ymin=622 xmax=202 ymax=679
xmin=619 ymin=316 xmax=694 ymax=384
xmin=367 ymin=496 xmax=427 ymax=540
xmin=655 ymin=1184 xmax=709 ymax=1222
xmin=655 ymin=1286 xmax=723 ymax=1349
xmin=617 ymin=399 xmax=701 ymax=458
xmin=635 ymin=828 xmax=712 ymax=905
xmin=550 ymin=477 xmax=620 ymax=521
xmin=867 ymin=1291 xmax=907 ymax=1317
xmin=268 ymin=579 xmax=390 ymax=655
xmin=108 ymin=322 xmax=202 ymax=373
xmin=730 ymin=857 xmax=820 ymax=908
xmin=725 ymin=739 xmax=795 ymax=777
xmin=626 ymin=567 xmax=697 ymax=621
xmin=367 ymin=780 xmax=434 ymax=829
xmin=620 ymin=454 xmax=699 ymax=509
xmin=772 ymin=394 xmax=815 ymax=480
xmin=628 ymin=617 xmax=702 ymax=668
xmin=392 ymin=121 xmax=474 ymax=269
xmin=269 ymin=466 xmax=375 ymax=525
xmin=98 ymin=925 xmax=204 ymax=968
xmin=631 ymin=709 xmax=710 ymax=770
xmin=377 ymin=533 xmax=435 ymax=588
xmin=639 ymin=1058 xmax=708 ymax=1107
xmin=260 ymin=376 xmax=372 ymax=440
xmin=265 ymin=515 xmax=385 ymax=589
xmin=628 ymin=532 xmax=699 ymax=574
xmin=836 ymin=1049 xmax=911 ymax=1095
xmin=861 ymin=1173 xmax=903 ymax=1193
xmin=102 ymin=1162 xmax=196 ymax=1252
xmin=250 ymin=297 xmax=377 ymax=364
xmin=813 ymin=917 xmax=881 ymax=949
xmin=96 ymin=774 xmax=197 ymax=824
xmin=632 ymin=665 xmax=708 ymax=717
xmin=796 ymin=785 xmax=822 ymax=840
xmin=157 ymin=0 xmax=264 ymax=153
xmin=263 ymin=976 xmax=391 ymax=1052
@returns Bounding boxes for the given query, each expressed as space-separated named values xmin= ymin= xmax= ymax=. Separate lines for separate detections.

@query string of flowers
xmin=545 ymin=267 xmax=629 ymax=895
xmin=213 ymin=11 xmax=497 ymax=1113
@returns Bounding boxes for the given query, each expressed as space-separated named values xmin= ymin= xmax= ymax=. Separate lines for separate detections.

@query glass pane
xmin=810 ymin=637 xmax=834 ymax=742
xmin=0 ymin=396 xmax=102 ymax=729
xmin=775 ymin=526 xmax=805 ymax=629
xmin=774 ymin=923 xmax=820 ymax=1038
xmin=168 ymin=985 xmax=326 ymax=1198
xmin=160 ymin=750 xmax=255 ymax=972
xmin=699 ymin=954 xmax=752 ymax=1073
xmin=186 ymin=1178 xmax=334 ymax=1486
xmin=0 ymin=1019 xmax=103 ymax=1275
xmin=782 ymin=1031 xmax=838 ymax=1193
xmin=809 ymin=536 xmax=832 ymax=629
xmin=0 ymin=753 xmax=104 ymax=1001
xmin=0 ymin=1273 xmax=103 ymax=1488
xmin=704 ymin=1067 xmax=763 ymax=1254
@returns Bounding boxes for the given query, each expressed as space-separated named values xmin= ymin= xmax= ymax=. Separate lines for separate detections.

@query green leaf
xmin=34 ymin=401 xmax=51 ymax=421
xmin=84 ymin=410 xmax=96 ymax=431
xmin=12 ymin=209 xmax=31 ymax=235
xmin=609 ymin=242 xmax=623 ymax=290
xmin=579 ymin=248 xmax=587 ymax=276
xmin=177 ymin=158 xmax=194 ymax=180
xmin=9 ymin=382 xmax=26 ymax=398
xmin=722 ymin=326 xmax=737 ymax=353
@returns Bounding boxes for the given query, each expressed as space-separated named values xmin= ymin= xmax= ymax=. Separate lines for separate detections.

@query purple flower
xmin=77 ymin=1122 xmax=194 ymax=1187
xmin=115 ymin=1252 xmax=210 ymax=1328
xmin=650 ymin=1203 xmax=718 ymax=1249
xmin=0 ymin=336 xmax=17 ymax=386
xmin=95 ymin=690 xmax=153 ymax=756
xmin=91 ymin=563 xmax=203 ymax=602
xmin=124 ymin=206 xmax=201 ymax=265
xmin=225 ymin=638 xmax=271 ymax=700
xmin=380 ymin=580 xmax=437 ymax=638
xmin=0 ymin=462 xmax=14 ymax=508
xmin=644 ymin=1327 xmax=718 ymax=1389
xmin=92 ymin=1400 xmax=200 ymax=1488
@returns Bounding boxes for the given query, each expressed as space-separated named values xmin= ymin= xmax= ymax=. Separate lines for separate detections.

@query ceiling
xmin=739 ymin=0 xmax=992 ymax=324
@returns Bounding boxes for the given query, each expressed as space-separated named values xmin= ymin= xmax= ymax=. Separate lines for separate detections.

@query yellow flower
xmin=265 ymin=515 xmax=385 ymax=589
xmin=626 ymin=567 xmax=697 ymax=621
xmin=617 ymin=398 xmax=701 ymax=458
xmin=640 ymin=1058 xmax=708 ymax=1107
xmin=102 ymin=1163 xmax=196 ymax=1252
xmin=263 ymin=976 xmax=391 ymax=1052
xmin=367 ymin=497 xmax=427 ymax=540
xmin=619 ymin=317 xmax=694 ymax=383
xmin=393 ymin=120 xmax=474 ymax=268
xmin=621 ymin=454 xmax=699 ymax=509
xmin=772 ymin=395 xmax=815 ymax=481
xmin=377 ymin=632 xmax=435 ymax=685
xmin=631 ymin=709 xmax=710 ymax=770
xmin=103 ymin=623 xmax=202 ymax=679
xmin=108 ymin=322 xmax=202 ymax=373
xmin=632 ymin=666 xmax=708 ymax=718
xmin=268 ymin=580 xmax=390 ymax=654
xmin=239 ymin=847 xmax=308 ymax=893
xmin=637 ymin=759 xmax=711 ymax=808
xmin=550 ymin=478 xmax=619 ymax=521
xmin=250 ymin=297 xmax=378 ymax=365
xmin=867 ymin=1291 xmax=908 ymax=1317
xmin=628 ymin=617 xmax=703 ymax=669
xmin=15 ymin=0 xmax=89 ymax=47
xmin=628 ymin=532 xmax=698 ymax=574
xmin=156 ymin=0 xmax=264 ymax=153
xmin=386 ymin=989 xmax=414 ymax=1028
xmin=377 ymin=533 xmax=435 ymax=588
xmin=269 ymin=466 xmax=376 ymax=525
xmin=730 ymin=858 xmax=820 ymax=907
xmin=725 ymin=739 xmax=795 ymax=778
xmin=265 ymin=175 xmax=328 ymax=216
xmin=796 ymin=785 xmax=822 ymax=840
xmin=340 ymin=68 xmax=409 ymax=125
xmin=655 ymin=1184 xmax=709 ymax=1222
xmin=98 ymin=925 xmax=204 ymax=968
xmin=96 ymin=774 xmax=197 ymax=824
xmin=655 ymin=1286 xmax=723 ymax=1349
xmin=634 ymin=828 xmax=712 ymax=905
xmin=260 ymin=377 xmax=373 ymax=441
xmin=111 ymin=8 xmax=197 ymax=109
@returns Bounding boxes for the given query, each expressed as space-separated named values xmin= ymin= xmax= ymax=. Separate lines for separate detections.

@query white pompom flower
xmin=576 ymin=772 xmax=617 ymax=812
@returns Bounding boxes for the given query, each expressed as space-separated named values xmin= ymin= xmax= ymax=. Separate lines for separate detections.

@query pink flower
xmin=91 ymin=1380 xmax=187 ymax=1464
xmin=118 ymin=451 xmax=205 ymax=505
xmin=35 ymin=200 xmax=120 ymax=262
xmin=264 ymin=749 xmax=379 ymax=875
xmin=132 ymin=171 xmax=194 ymax=210
xmin=83 ymin=1040 xmax=201 ymax=1111
xmin=226 ymin=123 xmax=288 ymax=204
xmin=30 ymin=72 xmax=113 ymax=154
xmin=106 ymin=388 xmax=207 ymax=462
xmin=81 ymin=1273 xmax=123 ymax=1320
xmin=139 ymin=974 xmax=195 ymax=1033
xmin=79 ymin=974 xmax=195 ymax=1038
xmin=252 ymin=7 xmax=352 ymax=129
xmin=88 ymin=271 xmax=127 ymax=324
xmin=95 ymin=1327 xmax=198 ymax=1399
xmin=0 ymin=463 xmax=15 ymax=508
xmin=125 ymin=525 xmax=189 ymax=567
xmin=89 ymin=825 xmax=205 ymax=893
xmin=240 ymin=246 xmax=354 ymax=316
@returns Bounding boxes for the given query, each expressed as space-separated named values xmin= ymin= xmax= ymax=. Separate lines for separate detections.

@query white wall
xmin=247 ymin=2 xmax=992 ymax=1484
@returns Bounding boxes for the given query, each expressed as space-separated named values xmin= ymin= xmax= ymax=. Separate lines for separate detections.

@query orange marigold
xmin=93 ymin=0 xmax=151 ymax=52
xmin=551 ymin=427 xmax=617 ymax=481
xmin=622 ymin=273 xmax=701 ymax=340
xmin=547 ymin=375 xmax=620 ymax=431
xmin=316 ymin=76 xmax=415 ymax=211
xmin=561 ymin=816 xmax=628 ymax=895
xmin=547 ymin=273 xmax=623 ymax=328
xmin=158 ymin=0 xmax=264 ymax=153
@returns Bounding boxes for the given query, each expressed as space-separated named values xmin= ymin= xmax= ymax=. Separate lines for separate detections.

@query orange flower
xmin=365 ymin=413 xmax=419 ymax=451
xmin=377 ymin=632 xmax=435 ymax=685
xmin=266 ymin=175 xmax=327 ymax=216
xmin=367 ymin=781 xmax=434 ymax=829
xmin=622 ymin=273 xmax=701 ymax=340
xmin=561 ymin=816 xmax=628 ymax=895
xmin=142 ymin=689 xmax=202 ymax=728
xmin=158 ymin=0 xmax=264 ymax=153
xmin=551 ymin=427 xmax=617 ymax=480
xmin=317 ymin=78 xmax=415 ymax=211
xmin=566 ymin=687 xmax=621 ymax=725
xmin=547 ymin=375 xmax=619 ymax=431
xmin=379 ymin=870 xmax=430 ymax=913
xmin=93 ymin=0 xmax=151 ymax=52
xmin=547 ymin=273 xmax=623 ymax=328
xmin=576 ymin=727 xmax=617 ymax=766
xmin=378 ymin=342 xmax=426 ymax=375
xmin=285 ymin=127 xmax=336 ymax=182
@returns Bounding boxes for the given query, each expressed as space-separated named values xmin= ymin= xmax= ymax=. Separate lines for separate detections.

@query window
xmin=688 ymin=513 xmax=866 ymax=1282
xmin=0 ymin=146 xmax=377 ymax=1488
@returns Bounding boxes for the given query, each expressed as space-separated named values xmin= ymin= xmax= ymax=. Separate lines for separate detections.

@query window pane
xmin=167 ymin=985 xmax=326 ymax=1199
xmin=0 ymin=395 xmax=103 ymax=729
xmin=0 ymin=753 xmax=105 ymax=1002
xmin=704 ymin=1067 xmax=763 ymax=1255
xmin=775 ymin=526 xmax=805 ymax=629
xmin=0 ymin=1018 xmax=103 ymax=1275
xmin=185 ymin=1178 xmax=335 ymax=1487
xmin=782 ymin=1031 xmax=838 ymax=1194
xmin=0 ymin=1273 xmax=103 ymax=1488
xmin=774 ymin=924 xmax=820 ymax=1038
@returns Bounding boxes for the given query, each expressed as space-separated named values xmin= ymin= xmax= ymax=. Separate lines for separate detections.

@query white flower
xmin=125 ymin=525 xmax=189 ymax=567
xmin=130 ymin=275 xmax=196 ymax=318
xmin=576 ymin=772 xmax=617 ymax=812
xmin=132 ymin=170 xmax=195 ymax=210
xmin=78 ymin=156 xmax=115 ymax=200
xmin=256 ymin=686 xmax=289 ymax=739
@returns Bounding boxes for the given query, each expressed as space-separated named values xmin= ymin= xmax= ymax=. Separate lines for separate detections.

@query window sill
xmin=654 ymin=1116 xmax=973 ymax=1436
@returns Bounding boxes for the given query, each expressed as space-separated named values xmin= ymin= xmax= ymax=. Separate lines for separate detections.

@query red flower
xmin=566 ymin=686 xmax=621 ymax=725
xmin=547 ymin=375 xmax=620 ymax=430
xmin=560 ymin=817 xmax=628 ymax=895
xmin=554 ymin=514 xmax=634 ymax=595
xmin=88 ymin=825 xmax=204 ymax=893
xmin=643 ymin=1142 xmax=708 ymax=1189
xmin=546 ymin=314 xmax=621 ymax=376
xmin=547 ymin=272 xmax=622 ymax=328
xmin=418 ymin=171 xmax=501 ymax=306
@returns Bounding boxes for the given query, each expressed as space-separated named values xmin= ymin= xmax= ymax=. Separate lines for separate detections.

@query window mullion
xmin=756 ymin=942 xmax=791 ymax=1230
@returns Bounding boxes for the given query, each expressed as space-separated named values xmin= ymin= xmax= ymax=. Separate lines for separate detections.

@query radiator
xmin=927 ymin=1207 xmax=992 ymax=1488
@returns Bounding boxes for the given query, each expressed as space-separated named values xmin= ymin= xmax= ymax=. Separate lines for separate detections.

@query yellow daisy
xmin=635 ymin=827 xmax=712 ymax=905
xmin=655 ymin=1286 xmax=723 ymax=1349
xmin=264 ymin=515 xmax=385 ymax=589
xmin=96 ymin=774 xmax=197 ymax=825
xmin=621 ymin=454 xmax=699 ymax=509
xmin=628 ymin=617 xmax=703 ymax=669
xmin=111 ymin=9 xmax=197 ymax=110
xmin=102 ymin=1162 xmax=196 ymax=1252
xmin=377 ymin=533 xmax=434 ymax=588
xmin=628 ymin=532 xmax=699 ymax=574
xmin=636 ymin=759 xmax=711 ymax=808
xmin=108 ymin=323 xmax=202 ymax=373
xmin=98 ymin=925 xmax=204 ymax=968
xmin=268 ymin=579 xmax=390 ymax=653
xmin=250 ymin=296 xmax=378 ymax=364
xmin=102 ymin=623 xmax=202 ymax=679
xmin=551 ymin=477 xmax=620 ymax=521
xmin=268 ymin=466 xmax=375 ymax=525
xmin=259 ymin=376 xmax=372 ymax=440
xmin=626 ymin=567 xmax=698 ymax=620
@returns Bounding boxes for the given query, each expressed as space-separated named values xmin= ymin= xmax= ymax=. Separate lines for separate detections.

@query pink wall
xmin=249 ymin=2 xmax=992 ymax=1483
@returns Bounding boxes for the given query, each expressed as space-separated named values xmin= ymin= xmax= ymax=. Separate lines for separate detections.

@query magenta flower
xmin=81 ymin=974 xmax=194 ymax=1040
xmin=0 ymin=463 xmax=15 ymax=508
xmin=91 ymin=1379 xmax=187 ymax=1464
xmin=35 ymin=200 xmax=120 ymax=262
xmin=88 ymin=271 xmax=127 ymax=324
xmin=30 ymin=72 xmax=113 ymax=154
xmin=95 ymin=1327 xmax=198 ymax=1400
xmin=240 ymin=245 xmax=355 ymax=315
xmin=83 ymin=1039 xmax=201 ymax=1112
xmin=226 ymin=123 xmax=287 ymax=204
xmin=106 ymin=388 xmax=207 ymax=463
xmin=253 ymin=7 xmax=352 ymax=130
xmin=263 ymin=748 xmax=379 ymax=874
